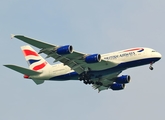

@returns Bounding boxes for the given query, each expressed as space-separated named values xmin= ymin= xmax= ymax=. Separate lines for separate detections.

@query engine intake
xmin=85 ymin=54 xmax=101 ymax=63
xmin=116 ymin=75 xmax=130 ymax=84
xmin=110 ymin=83 xmax=125 ymax=90
xmin=56 ymin=45 xmax=73 ymax=55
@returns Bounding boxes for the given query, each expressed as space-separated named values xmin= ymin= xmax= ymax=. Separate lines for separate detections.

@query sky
xmin=0 ymin=0 xmax=165 ymax=120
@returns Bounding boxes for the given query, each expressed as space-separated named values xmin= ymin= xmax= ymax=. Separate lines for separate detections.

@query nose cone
xmin=154 ymin=52 xmax=162 ymax=62
xmin=157 ymin=52 xmax=162 ymax=59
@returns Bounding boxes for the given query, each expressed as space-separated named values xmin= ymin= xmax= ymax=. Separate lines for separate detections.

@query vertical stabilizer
xmin=21 ymin=45 xmax=51 ymax=71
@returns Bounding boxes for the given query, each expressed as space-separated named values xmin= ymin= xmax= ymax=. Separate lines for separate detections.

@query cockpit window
xmin=152 ymin=50 xmax=156 ymax=52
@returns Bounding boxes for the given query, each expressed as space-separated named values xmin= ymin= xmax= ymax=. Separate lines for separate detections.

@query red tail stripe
xmin=33 ymin=62 xmax=47 ymax=71
xmin=23 ymin=50 xmax=39 ymax=56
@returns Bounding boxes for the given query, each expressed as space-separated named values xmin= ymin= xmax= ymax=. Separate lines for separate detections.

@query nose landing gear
xmin=149 ymin=66 xmax=153 ymax=70
xmin=149 ymin=62 xmax=154 ymax=70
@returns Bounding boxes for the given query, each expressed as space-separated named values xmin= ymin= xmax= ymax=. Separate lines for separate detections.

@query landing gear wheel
xmin=149 ymin=66 xmax=154 ymax=70
xmin=79 ymin=77 xmax=83 ymax=81
xmin=149 ymin=62 xmax=154 ymax=70
xmin=91 ymin=81 xmax=94 ymax=84
xmin=83 ymin=80 xmax=88 ymax=85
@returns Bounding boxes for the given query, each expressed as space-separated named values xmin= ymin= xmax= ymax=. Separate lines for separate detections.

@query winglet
xmin=11 ymin=34 xmax=15 ymax=39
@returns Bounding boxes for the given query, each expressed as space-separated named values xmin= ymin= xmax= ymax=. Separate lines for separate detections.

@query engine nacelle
xmin=56 ymin=45 xmax=73 ymax=55
xmin=116 ymin=75 xmax=130 ymax=84
xmin=110 ymin=83 xmax=125 ymax=90
xmin=85 ymin=54 xmax=101 ymax=63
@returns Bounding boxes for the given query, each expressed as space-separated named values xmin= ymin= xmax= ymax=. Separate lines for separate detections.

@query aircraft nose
xmin=158 ymin=53 xmax=162 ymax=58
xmin=157 ymin=52 xmax=162 ymax=59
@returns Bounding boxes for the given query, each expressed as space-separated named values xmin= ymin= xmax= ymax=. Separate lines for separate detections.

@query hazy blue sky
xmin=0 ymin=0 xmax=165 ymax=120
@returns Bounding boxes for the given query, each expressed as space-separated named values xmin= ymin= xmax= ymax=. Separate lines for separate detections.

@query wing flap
xmin=4 ymin=64 xmax=41 ymax=75
xmin=32 ymin=79 xmax=44 ymax=85
xmin=92 ymin=71 xmax=122 ymax=92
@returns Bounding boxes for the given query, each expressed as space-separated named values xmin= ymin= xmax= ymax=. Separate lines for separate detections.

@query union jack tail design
xmin=21 ymin=45 xmax=51 ymax=71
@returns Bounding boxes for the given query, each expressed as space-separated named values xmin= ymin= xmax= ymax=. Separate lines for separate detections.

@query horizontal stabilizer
xmin=4 ymin=64 xmax=41 ymax=75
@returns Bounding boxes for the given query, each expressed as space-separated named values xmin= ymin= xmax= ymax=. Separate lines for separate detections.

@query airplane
xmin=4 ymin=35 xmax=162 ymax=92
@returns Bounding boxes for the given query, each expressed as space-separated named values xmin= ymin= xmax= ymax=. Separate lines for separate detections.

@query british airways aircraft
xmin=4 ymin=35 xmax=162 ymax=92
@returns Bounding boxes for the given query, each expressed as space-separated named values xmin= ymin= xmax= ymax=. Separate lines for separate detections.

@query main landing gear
xmin=149 ymin=62 xmax=154 ymax=70
xmin=79 ymin=72 xmax=94 ymax=85
xmin=83 ymin=80 xmax=94 ymax=85
xmin=78 ymin=70 xmax=103 ymax=85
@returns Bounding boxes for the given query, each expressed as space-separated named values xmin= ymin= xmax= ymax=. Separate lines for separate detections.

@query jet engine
xmin=56 ymin=45 xmax=73 ymax=55
xmin=115 ymin=75 xmax=130 ymax=84
xmin=110 ymin=83 xmax=125 ymax=90
xmin=85 ymin=54 xmax=101 ymax=63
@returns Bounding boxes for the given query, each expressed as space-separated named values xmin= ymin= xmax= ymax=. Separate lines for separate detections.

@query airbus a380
xmin=4 ymin=35 xmax=162 ymax=92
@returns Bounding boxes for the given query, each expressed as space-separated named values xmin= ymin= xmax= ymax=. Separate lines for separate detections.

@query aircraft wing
xmin=13 ymin=35 xmax=118 ymax=74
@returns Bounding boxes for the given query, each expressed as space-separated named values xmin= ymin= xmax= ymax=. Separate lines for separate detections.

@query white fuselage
xmin=30 ymin=47 xmax=161 ymax=80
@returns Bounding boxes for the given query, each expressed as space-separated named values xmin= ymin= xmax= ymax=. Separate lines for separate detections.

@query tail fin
xmin=21 ymin=45 xmax=51 ymax=71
